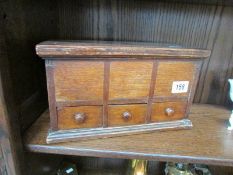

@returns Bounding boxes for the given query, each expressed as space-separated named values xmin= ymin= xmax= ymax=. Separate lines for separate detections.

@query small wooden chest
xmin=36 ymin=41 xmax=210 ymax=144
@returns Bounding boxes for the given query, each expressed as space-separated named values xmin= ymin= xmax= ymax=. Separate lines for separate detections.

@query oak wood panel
xmin=108 ymin=104 xmax=147 ymax=127
xmin=24 ymin=104 xmax=233 ymax=166
xmin=58 ymin=106 xmax=103 ymax=130
xmin=151 ymin=101 xmax=188 ymax=122
xmin=154 ymin=61 xmax=195 ymax=97
xmin=54 ymin=61 xmax=104 ymax=101
xmin=109 ymin=61 xmax=153 ymax=100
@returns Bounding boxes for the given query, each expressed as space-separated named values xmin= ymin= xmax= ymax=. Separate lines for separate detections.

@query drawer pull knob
xmin=165 ymin=108 xmax=175 ymax=116
xmin=122 ymin=111 xmax=132 ymax=120
xmin=74 ymin=112 xmax=86 ymax=123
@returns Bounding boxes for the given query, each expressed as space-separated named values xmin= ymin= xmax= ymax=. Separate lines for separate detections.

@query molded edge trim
xmin=36 ymin=41 xmax=211 ymax=59
xmin=46 ymin=119 xmax=192 ymax=144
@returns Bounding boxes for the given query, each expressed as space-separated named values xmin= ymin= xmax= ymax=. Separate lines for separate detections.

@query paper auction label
xmin=171 ymin=81 xmax=189 ymax=93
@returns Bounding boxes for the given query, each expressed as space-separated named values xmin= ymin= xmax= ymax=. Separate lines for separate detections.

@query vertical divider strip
xmin=45 ymin=59 xmax=58 ymax=130
xmin=103 ymin=61 xmax=110 ymax=127
xmin=146 ymin=61 xmax=158 ymax=123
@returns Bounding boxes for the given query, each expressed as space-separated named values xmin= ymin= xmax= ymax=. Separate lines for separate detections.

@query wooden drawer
xmin=54 ymin=61 xmax=104 ymax=101
xmin=58 ymin=106 xmax=103 ymax=130
xmin=154 ymin=62 xmax=195 ymax=97
xmin=109 ymin=61 xmax=152 ymax=100
xmin=151 ymin=101 xmax=187 ymax=122
xmin=108 ymin=104 xmax=147 ymax=127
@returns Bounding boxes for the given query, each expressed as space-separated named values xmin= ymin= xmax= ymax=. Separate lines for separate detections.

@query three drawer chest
xmin=36 ymin=41 xmax=210 ymax=143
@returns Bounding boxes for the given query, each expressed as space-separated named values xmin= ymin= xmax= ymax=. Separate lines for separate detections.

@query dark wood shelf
xmin=24 ymin=104 xmax=233 ymax=166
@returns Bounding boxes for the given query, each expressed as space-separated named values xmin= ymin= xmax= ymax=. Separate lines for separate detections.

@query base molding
xmin=47 ymin=119 xmax=192 ymax=144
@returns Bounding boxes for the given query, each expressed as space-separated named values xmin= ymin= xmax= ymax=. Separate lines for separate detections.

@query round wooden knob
xmin=165 ymin=108 xmax=175 ymax=117
xmin=122 ymin=111 xmax=132 ymax=120
xmin=74 ymin=112 xmax=86 ymax=123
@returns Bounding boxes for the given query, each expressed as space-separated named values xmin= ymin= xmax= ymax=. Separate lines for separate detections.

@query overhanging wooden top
xmin=36 ymin=41 xmax=211 ymax=59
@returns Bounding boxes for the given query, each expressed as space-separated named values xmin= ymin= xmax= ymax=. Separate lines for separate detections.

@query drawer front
xmin=108 ymin=104 xmax=147 ymax=127
xmin=54 ymin=61 xmax=104 ymax=101
xmin=151 ymin=101 xmax=187 ymax=122
xmin=154 ymin=62 xmax=195 ymax=97
xmin=58 ymin=106 xmax=103 ymax=130
xmin=109 ymin=61 xmax=152 ymax=100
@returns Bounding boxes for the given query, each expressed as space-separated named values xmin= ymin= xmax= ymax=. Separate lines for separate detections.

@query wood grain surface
xmin=151 ymin=101 xmax=187 ymax=122
xmin=54 ymin=61 xmax=104 ymax=101
xmin=57 ymin=106 xmax=103 ymax=130
xmin=36 ymin=41 xmax=210 ymax=59
xmin=109 ymin=61 xmax=153 ymax=100
xmin=108 ymin=104 xmax=147 ymax=126
xmin=24 ymin=104 xmax=233 ymax=166
xmin=154 ymin=61 xmax=195 ymax=97
xmin=46 ymin=61 xmax=58 ymax=130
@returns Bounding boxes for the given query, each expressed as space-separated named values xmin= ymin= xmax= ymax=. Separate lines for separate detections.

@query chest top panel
xmin=36 ymin=41 xmax=210 ymax=59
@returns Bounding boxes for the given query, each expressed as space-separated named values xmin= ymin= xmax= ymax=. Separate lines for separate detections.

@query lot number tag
xmin=171 ymin=81 xmax=189 ymax=93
